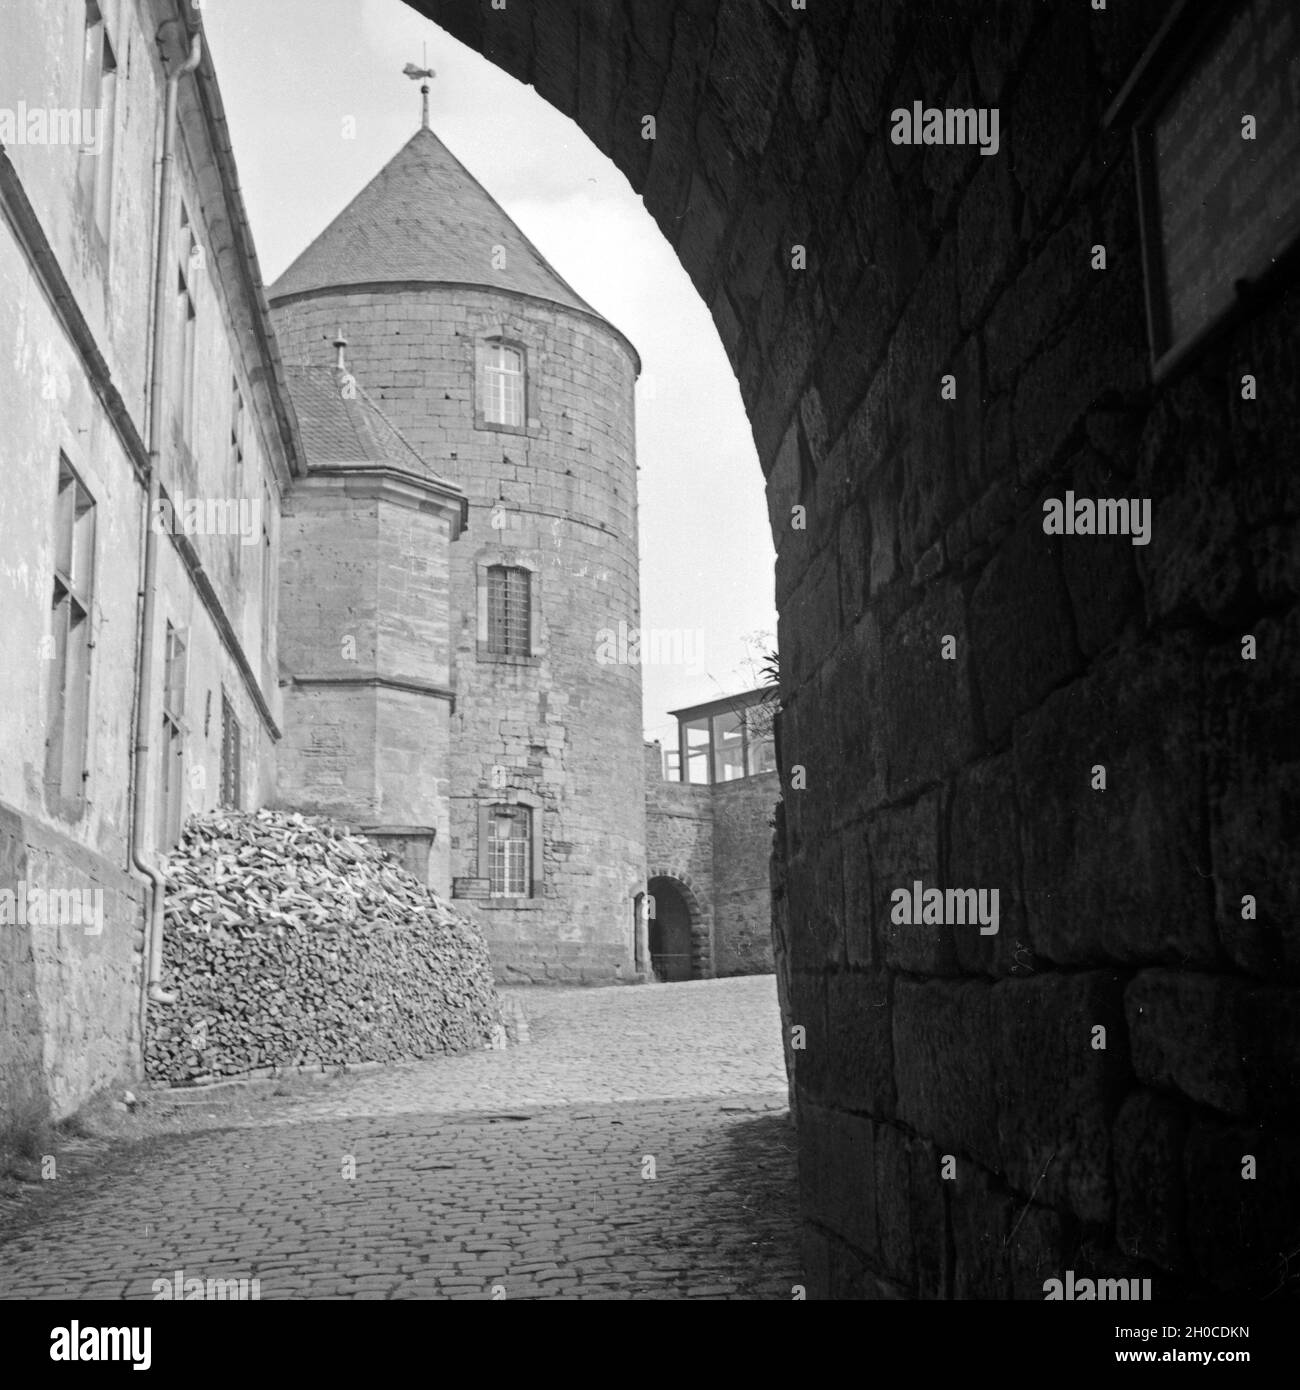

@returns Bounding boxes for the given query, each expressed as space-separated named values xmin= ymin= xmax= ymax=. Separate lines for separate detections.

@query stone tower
xmin=268 ymin=123 xmax=646 ymax=984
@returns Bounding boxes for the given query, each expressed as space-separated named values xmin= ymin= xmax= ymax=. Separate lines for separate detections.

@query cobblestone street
xmin=0 ymin=978 xmax=799 ymax=1300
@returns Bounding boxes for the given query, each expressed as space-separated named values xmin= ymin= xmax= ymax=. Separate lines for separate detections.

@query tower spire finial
xmin=403 ymin=47 xmax=436 ymax=130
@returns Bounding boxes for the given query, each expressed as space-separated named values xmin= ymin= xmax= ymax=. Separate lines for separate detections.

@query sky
xmin=201 ymin=0 xmax=778 ymax=748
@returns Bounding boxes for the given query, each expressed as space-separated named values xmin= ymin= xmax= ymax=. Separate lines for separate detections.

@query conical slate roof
xmin=268 ymin=126 xmax=598 ymax=317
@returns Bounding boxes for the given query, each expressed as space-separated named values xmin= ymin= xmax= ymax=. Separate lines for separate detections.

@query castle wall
xmin=711 ymin=770 xmax=780 ymax=977
xmin=276 ymin=472 xmax=459 ymax=886
xmin=644 ymin=742 xmax=715 ymax=977
xmin=271 ymin=287 xmax=646 ymax=983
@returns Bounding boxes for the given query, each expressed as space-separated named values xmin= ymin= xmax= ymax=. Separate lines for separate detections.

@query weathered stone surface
xmin=1015 ymin=639 xmax=1214 ymax=967
xmin=1184 ymin=1120 xmax=1300 ymax=1294
xmin=992 ymin=971 xmax=1129 ymax=1225
xmin=1126 ymin=971 xmax=1300 ymax=1120
xmin=949 ymin=1162 xmax=1011 ymax=1300
xmin=872 ymin=582 xmax=978 ymax=802
xmin=894 ymin=979 xmax=997 ymax=1169
xmin=826 ymin=968 xmax=894 ymax=1119
xmin=908 ymin=1136 xmax=949 ymax=1300
xmin=947 ymin=753 xmax=1026 ymax=978
xmin=407 ymin=0 xmax=1300 ymax=1303
xmin=866 ymin=791 xmax=949 ymax=975
xmin=1006 ymin=1201 xmax=1066 ymax=1301
xmin=969 ymin=511 xmax=1080 ymax=745
xmin=797 ymin=1103 xmax=875 ymax=1258
xmin=1058 ymin=452 xmax=1146 ymax=660
xmin=786 ymin=968 xmax=828 ymax=1106
xmin=1207 ymin=609 xmax=1300 ymax=978
xmin=1113 ymin=1089 xmax=1189 ymax=1273
xmin=873 ymin=1121 xmax=914 ymax=1288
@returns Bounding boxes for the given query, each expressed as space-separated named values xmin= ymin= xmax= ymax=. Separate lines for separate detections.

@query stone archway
xmin=646 ymin=872 xmax=711 ymax=982
xmin=400 ymin=0 xmax=1300 ymax=1301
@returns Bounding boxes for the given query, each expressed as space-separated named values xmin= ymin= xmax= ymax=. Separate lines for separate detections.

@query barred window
xmin=487 ymin=805 xmax=531 ymax=898
xmin=487 ymin=565 xmax=531 ymax=656
xmin=480 ymin=341 xmax=524 ymax=427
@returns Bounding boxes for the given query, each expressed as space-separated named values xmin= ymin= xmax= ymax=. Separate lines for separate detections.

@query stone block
xmin=797 ymin=1103 xmax=876 ymax=1258
xmin=969 ymin=508 xmax=1080 ymax=745
xmin=787 ymin=968 xmax=828 ymax=1105
xmin=947 ymin=752 xmax=1027 ymax=978
xmin=826 ymin=967 xmax=894 ymax=1117
xmin=1126 ymin=970 xmax=1300 ymax=1120
xmin=992 ymin=970 xmax=1129 ymax=1225
xmin=1057 ymin=452 xmax=1145 ymax=660
xmin=950 ymin=1162 xmax=1011 ymax=1299
xmin=894 ymin=978 xmax=996 ymax=1167
xmin=908 ymin=1136 xmax=950 ymax=1300
xmin=957 ymin=149 xmax=1018 ymax=333
xmin=1184 ymin=1120 xmax=1300 ymax=1294
xmin=1014 ymin=637 xmax=1215 ymax=967
xmin=1207 ymin=609 xmax=1300 ymax=978
xmin=799 ymin=1225 xmax=832 ymax=1301
xmin=865 ymin=791 xmax=948 ymax=974
xmin=1006 ymin=1201 xmax=1066 ymax=1301
xmin=1012 ymin=278 xmax=1146 ymax=477
xmin=873 ymin=581 xmax=977 ymax=802
xmin=1113 ymin=1088 xmax=1189 ymax=1273
xmin=873 ymin=1121 xmax=913 ymax=1287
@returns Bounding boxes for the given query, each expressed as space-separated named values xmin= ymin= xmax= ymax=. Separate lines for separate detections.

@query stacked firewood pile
xmin=146 ymin=809 xmax=501 ymax=1085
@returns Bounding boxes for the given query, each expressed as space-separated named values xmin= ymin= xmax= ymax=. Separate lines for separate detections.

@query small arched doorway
xmin=646 ymin=876 xmax=695 ymax=982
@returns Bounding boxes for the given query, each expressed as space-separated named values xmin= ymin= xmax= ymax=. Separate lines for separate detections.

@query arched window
xmin=480 ymin=340 xmax=524 ymax=428
xmin=486 ymin=564 xmax=531 ymax=656
xmin=487 ymin=804 xmax=531 ymax=898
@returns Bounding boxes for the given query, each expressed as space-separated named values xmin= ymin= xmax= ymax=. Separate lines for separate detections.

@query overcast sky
xmin=202 ymin=0 xmax=777 ymax=747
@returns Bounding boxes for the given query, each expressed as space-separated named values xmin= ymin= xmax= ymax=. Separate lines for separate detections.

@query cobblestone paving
xmin=0 ymin=977 xmax=800 ymax=1300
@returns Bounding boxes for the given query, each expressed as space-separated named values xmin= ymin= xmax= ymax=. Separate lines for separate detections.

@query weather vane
xmin=403 ymin=42 xmax=436 ymax=129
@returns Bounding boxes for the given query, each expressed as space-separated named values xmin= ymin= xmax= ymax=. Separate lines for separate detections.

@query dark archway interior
xmin=402 ymin=0 xmax=1300 ymax=1299
xmin=647 ymin=876 xmax=694 ymax=983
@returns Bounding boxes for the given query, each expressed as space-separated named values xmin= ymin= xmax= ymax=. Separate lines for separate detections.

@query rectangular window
xmin=178 ymin=281 xmax=196 ymax=443
xmin=175 ymin=205 xmax=198 ymax=443
xmin=78 ymin=0 xmax=117 ymax=241
xmin=487 ymin=805 xmax=531 ymax=898
xmin=229 ymin=378 xmax=245 ymax=494
xmin=712 ymin=709 xmax=746 ymax=783
xmin=487 ymin=565 xmax=531 ymax=656
xmin=746 ymin=723 xmax=777 ymax=776
xmin=682 ymin=716 xmax=710 ymax=785
xmin=260 ymin=495 xmax=273 ymax=652
xmin=480 ymin=341 xmax=524 ymax=427
xmin=158 ymin=622 xmax=187 ymax=851
xmin=220 ymin=694 xmax=242 ymax=810
xmin=44 ymin=456 xmax=96 ymax=813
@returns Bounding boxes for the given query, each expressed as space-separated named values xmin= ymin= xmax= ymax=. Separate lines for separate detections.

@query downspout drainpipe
xmin=133 ymin=27 xmax=202 ymax=1039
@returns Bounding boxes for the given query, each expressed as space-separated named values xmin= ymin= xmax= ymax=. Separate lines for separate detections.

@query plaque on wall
xmin=1126 ymin=0 xmax=1300 ymax=376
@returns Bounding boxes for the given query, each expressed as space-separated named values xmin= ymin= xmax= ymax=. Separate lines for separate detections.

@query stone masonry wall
xmin=711 ymin=770 xmax=780 ymax=977
xmin=0 ymin=800 xmax=145 ymax=1122
xmin=272 ymin=286 xmax=646 ymax=984
xmin=276 ymin=476 xmax=458 ymax=888
xmin=644 ymin=740 xmax=715 ymax=975
xmin=415 ymin=0 xmax=1300 ymax=1297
